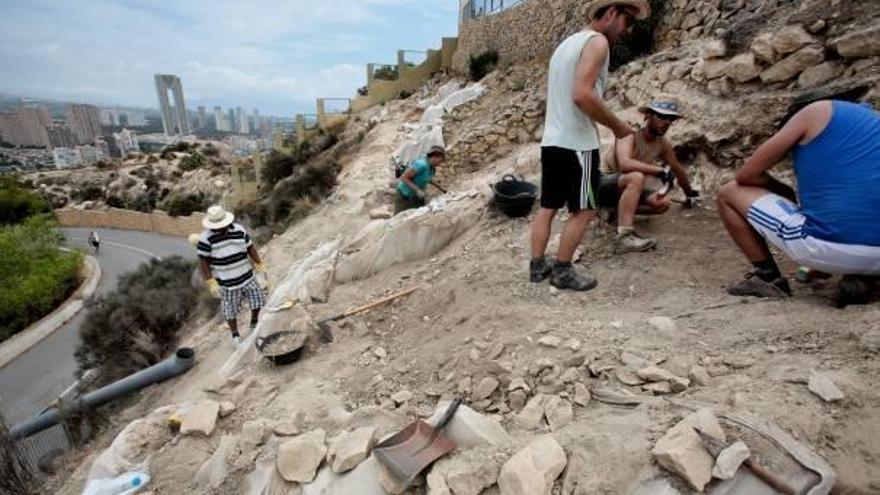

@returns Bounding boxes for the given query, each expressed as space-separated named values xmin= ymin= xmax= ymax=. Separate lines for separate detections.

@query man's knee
xmin=621 ymin=171 xmax=645 ymax=189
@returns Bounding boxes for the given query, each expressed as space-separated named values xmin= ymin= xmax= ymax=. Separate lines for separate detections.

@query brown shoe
xmin=727 ymin=271 xmax=792 ymax=298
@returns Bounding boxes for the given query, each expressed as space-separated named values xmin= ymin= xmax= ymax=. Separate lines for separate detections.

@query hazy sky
xmin=0 ymin=0 xmax=459 ymax=116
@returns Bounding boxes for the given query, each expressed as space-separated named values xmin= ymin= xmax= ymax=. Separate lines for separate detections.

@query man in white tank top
xmin=530 ymin=0 xmax=650 ymax=291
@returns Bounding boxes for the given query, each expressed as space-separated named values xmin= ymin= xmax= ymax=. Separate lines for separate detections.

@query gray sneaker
xmin=614 ymin=230 xmax=656 ymax=254
xmin=727 ymin=272 xmax=792 ymax=298
xmin=550 ymin=265 xmax=598 ymax=292
xmin=530 ymin=256 xmax=554 ymax=283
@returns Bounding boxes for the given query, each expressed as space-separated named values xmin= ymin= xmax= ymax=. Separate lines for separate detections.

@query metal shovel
xmin=374 ymin=398 xmax=463 ymax=489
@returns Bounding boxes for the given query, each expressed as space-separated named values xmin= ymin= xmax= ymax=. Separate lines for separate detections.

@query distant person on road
xmin=598 ymin=98 xmax=700 ymax=253
xmin=197 ymin=205 xmax=267 ymax=345
xmin=88 ymin=230 xmax=100 ymax=253
xmin=530 ymin=0 xmax=650 ymax=291
xmin=396 ymin=145 xmax=446 ymax=213
xmin=717 ymin=86 xmax=880 ymax=301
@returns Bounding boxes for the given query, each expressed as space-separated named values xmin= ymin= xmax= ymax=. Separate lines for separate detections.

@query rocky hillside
xmin=40 ymin=2 xmax=880 ymax=495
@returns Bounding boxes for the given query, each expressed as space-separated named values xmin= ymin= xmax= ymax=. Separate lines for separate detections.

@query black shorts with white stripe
xmin=540 ymin=147 xmax=601 ymax=213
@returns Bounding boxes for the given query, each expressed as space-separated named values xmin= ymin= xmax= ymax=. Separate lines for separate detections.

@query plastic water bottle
xmin=82 ymin=472 xmax=150 ymax=495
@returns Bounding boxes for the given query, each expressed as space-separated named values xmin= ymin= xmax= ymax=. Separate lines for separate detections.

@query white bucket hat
xmin=202 ymin=205 xmax=235 ymax=230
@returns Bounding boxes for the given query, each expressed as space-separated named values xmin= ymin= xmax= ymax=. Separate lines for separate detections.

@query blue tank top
xmin=794 ymin=101 xmax=880 ymax=246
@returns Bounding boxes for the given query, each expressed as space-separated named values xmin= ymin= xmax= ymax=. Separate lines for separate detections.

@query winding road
xmin=0 ymin=228 xmax=195 ymax=424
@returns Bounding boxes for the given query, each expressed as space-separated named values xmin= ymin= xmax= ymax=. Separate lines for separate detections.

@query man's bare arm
xmin=199 ymin=258 xmax=213 ymax=280
xmin=616 ymin=135 xmax=664 ymax=175
xmin=247 ymin=245 xmax=262 ymax=265
xmin=662 ymin=140 xmax=694 ymax=194
xmin=572 ymin=35 xmax=633 ymax=139
xmin=399 ymin=167 xmax=423 ymax=197
xmin=735 ymin=106 xmax=813 ymax=203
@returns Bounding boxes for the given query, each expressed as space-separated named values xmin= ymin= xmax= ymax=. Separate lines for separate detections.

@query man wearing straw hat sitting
xmin=598 ymin=98 xmax=700 ymax=253
xmin=197 ymin=205 xmax=267 ymax=345
xmin=530 ymin=0 xmax=651 ymax=291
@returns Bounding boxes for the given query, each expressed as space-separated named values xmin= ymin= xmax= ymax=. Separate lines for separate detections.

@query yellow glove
xmin=254 ymin=262 xmax=265 ymax=272
xmin=206 ymin=278 xmax=221 ymax=299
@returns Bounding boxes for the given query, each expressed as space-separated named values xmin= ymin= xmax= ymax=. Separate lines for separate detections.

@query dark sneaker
xmin=550 ymin=265 xmax=598 ymax=292
xmin=837 ymin=275 xmax=876 ymax=308
xmin=614 ymin=231 xmax=656 ymax=254
xmin=727 ymin=271 xmax=792 ymax=298
xmin=530 ymin=256 xmax=554 ymax=283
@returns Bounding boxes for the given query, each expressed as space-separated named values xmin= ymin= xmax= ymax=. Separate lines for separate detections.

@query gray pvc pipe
xmin=10 ymin=348 xmax=195 ymax=440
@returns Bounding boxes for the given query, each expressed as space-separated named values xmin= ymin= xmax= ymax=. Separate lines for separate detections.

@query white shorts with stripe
xmin=747 ymin=194 xmax=880 ymax=275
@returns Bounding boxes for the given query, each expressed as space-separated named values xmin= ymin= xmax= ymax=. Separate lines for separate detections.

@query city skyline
xmin=0 ymin=0 xmax=458 ymax=117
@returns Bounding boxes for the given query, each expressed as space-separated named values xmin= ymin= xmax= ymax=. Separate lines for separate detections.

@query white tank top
xmin=541 ymin=30 xmax=609 ymax=152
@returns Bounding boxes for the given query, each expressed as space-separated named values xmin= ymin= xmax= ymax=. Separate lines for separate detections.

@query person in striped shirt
xmin=197 ymin=205 xmax=266 ymax=345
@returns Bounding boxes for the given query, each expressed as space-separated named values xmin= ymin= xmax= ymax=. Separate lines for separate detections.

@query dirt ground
xmin=42 ymin=47 xmax=880 ymax=495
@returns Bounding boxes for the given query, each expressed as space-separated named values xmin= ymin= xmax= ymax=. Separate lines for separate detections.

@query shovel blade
xmin=374 ymin=421 xmax=456 ymax=488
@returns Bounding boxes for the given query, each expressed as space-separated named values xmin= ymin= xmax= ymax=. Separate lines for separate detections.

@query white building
xmin=229 ymin=135 xmax=259 ymax=155
xmin=78 ymin=145 xmax=103 ymax=165
xmin=236 ymin=106 xmax=249 ymax=134
xmin=53 ymin=147 xmax=83 ymax=169
xmin=113 ymin=128 xmax=140 ymax=156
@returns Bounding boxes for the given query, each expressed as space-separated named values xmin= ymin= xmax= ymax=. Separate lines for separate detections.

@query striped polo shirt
xmin=197 ymin=223 xmax=255 ymax=289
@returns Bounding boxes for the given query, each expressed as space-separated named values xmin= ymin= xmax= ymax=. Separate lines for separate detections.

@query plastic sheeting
xmin=417 ymin=81 xmax=462 ymax=110
xmin=335 ymin=191 xmax=482 ymax=283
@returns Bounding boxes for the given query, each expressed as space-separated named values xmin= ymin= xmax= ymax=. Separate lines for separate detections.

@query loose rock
xmin=391 ymin=390 xmax=413 ymax=405
xmin=712 ymin=441 xmax=751 ymax=480
xmin=498 ymin=436 xmax=567 ymax=495
xmin=761 ymin=46 xmax=825 ymax=83
xmin=277 ymin=429 xmax=327 ymax=483
xmin=329 ymin=426 xmax=376 ymax=473
xmin=428 ymin=402 xmax=511 ymax=448
xmin=573 ymin=383 xmax=591 ymax=407
xmin=218 ymin=401 xmax=236 ymax=418
xmin=179 ymin=400 xmax=220 ymax=437
xmin=652 ymin=409 xmax=726 ymax=492
xmin=636 ymin=366 xmax=678 ymax=383
xmin=647 ymin=317 xmax=677 ymax=333
xmin=808 ymin=371 xmax=844 ymax=402
xmin=543 ymin=395 xmax=574 ymax=430
xmin=688 ymin=366 xmax=711 ymax=386
xmin=724 ymin=53 xmax=762 ymax=83
xmin=538 ymin=336 xmax=562 ymax=348
xmin=516 ymin=394 xmax=547 ymax=430
xmin=832 ymin=25 xmax=880 ymax=58
xmin=473 ymin=377 xmax=500 ymax=401
xmin=771 ymin=25 xmax=815 ymax=55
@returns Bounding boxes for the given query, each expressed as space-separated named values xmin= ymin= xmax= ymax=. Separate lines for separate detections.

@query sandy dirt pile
xmin=42 ymin=3 xmax=880 ymax=494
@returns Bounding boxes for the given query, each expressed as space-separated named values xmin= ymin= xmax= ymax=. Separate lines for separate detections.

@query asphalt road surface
xmin=0 ymin=228 xmax=195 ymax=424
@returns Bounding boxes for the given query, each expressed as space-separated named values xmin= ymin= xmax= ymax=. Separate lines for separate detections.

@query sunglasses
xmin=650 ymin=111 xmax=678 ymax=122
xmin=621 ymin=10 xmax=637 ymax=28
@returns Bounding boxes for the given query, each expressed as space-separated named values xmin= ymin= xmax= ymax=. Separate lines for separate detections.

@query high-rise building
xmin=252 ymin=109 xmax=260 ymax=131
xmin=46 ymin=124 xmax=78 ymax=148
xmin=154 ymin=74 xmax=190 ymax=136
xmin=213 ymin=106 xmax=226 ymax=132
xmin=66 ymin=104 xmax=102 ymax=144
xmin=228 ymin=109 xmax=236 ymax=132
xmin=237 ymin=107 xmax=250 ymax=134
xmin=197 ymin=106 xmax=207 ymax=129
xmin=78 ymin=145 xmax=101 ymax=165
xmin=0 ymin=107 xmax=52 ymax=147
xmin=99 ymin=108 xmax=119 ymax=127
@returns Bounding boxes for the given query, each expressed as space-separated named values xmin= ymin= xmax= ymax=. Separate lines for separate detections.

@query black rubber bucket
xmin=255 ymin=331 xmax=306 ymax=366
xmin=492 ymin=175 xmax=538 ymax=218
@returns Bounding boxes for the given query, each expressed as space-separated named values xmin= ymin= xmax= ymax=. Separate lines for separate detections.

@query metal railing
xmin=462 ymin=0 xmax=524 ymax=22
xmin=15 ymin=422 xmax=75 ymax=473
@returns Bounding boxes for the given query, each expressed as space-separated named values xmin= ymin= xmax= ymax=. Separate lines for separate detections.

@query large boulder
xmin=761 ymin=46 xmax=825 ymax=83
xmin=798 ymin=62 xmax=842 ymax=88
xmin=751 ymin=33 xmax=778 ymax=63
xmin=277 ymin=429 xmax=327 ymax=483
xmin=832 ymin=25 xmax=880 ymax=58
xmin=652 ymin=409 xmax=726 ymax=492
xmin=498 ymin=436 xmax=567 ymax=495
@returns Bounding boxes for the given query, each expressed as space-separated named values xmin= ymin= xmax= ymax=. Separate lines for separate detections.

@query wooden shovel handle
xmin=340 ymin=286 xmax=420 ymax=318
xmin=745 ymin=459 xmax=797 ymax=495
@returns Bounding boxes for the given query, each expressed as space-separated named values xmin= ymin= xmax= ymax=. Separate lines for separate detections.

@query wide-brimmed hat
xmin=589 ymin=0 xmax=651 ymax=20
xmin=202 ymin=205 xmax=235 ymax=230
xmin=638 ymin=100 xmax=684 ymax=118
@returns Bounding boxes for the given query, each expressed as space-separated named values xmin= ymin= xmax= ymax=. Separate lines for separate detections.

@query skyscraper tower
xmin=153 ymin=74 xmax=190 ymax=136
xmin=197 ymin=106 xmax=207 ymax=129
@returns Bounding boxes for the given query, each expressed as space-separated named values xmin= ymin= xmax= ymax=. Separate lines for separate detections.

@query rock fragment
xmin=652 ymin=409 xmax=726 ymax=492
xmin=179 ymin=400 xmax=220 ymax=437
xmin=712 ymin=441 xmax=751 ymax=480
xmin=543 ymin=395 xmax=573 ymax=430
xmin=277 ymin=429 xmax=327 ymax=483
xmin=538 ymin=336 xmax=562 ymax=348
xmin=516 ymin=394 xmax=547 ymax=430
xmin=808 ymin=371 xmax=844 ymax=402
xmin=329 ymin=426 xmax=376 ymax=473
xmin=473 ymin=377 xmax=500 ymax=401
xmin=498 ymin=436 xmax=567 ymax=495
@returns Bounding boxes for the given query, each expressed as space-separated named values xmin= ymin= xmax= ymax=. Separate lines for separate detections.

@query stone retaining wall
xmin=55 ymin=208 xmax=204 ymax=237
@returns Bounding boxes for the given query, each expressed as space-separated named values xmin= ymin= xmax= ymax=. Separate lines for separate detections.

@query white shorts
xmin=746 ymin=194 xmax=880 ymax=275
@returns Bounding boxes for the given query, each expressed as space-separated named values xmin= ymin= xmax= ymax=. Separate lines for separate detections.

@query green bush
xmin=0 ymin=176 xmax=48 ymax=225
xmin=160 ymin=192 xmax=209 ymax=217
xmin=0 ymin=217 xmax=81 ymax=341
xmin=201 ymin=144 xmax=219 ymax=157
xmin=179 ymin=152 xmax=206 ymax=172
xmin=75 ymin=256 xmax=199 ymax=384
xmin=469 ymin=50 xmax=499 ymax=81
xmin=72 ymin=184 xmax=104 ymax=202
xmin=610 ymin=0 xmax=667 ymax=70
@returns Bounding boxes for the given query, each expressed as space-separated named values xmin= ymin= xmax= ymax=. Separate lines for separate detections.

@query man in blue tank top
xmin=717 ymin=86 xmax=880 ymax=299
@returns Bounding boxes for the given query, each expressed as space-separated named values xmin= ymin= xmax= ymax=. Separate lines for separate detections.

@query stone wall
xmin=55 ymin=208 xmax=205 ymax=237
